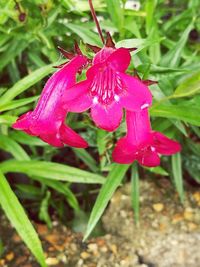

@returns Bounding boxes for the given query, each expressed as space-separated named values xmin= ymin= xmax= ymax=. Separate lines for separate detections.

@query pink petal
xmin=91 ymin=102 xmax=123 ymax=131
xmin=125 ymin=110 xmax=152 ymax=145
xmin=59 ymin=123 xmax=88 ymax=148
xmin=40 ymin=133 xmax=64 ymax=147
xmin=107 ymin=48 xmax=131 ymax=72
xmin=93 ymin=47 xmax=115 ymax=64
xmin=63 ymin=81 xmax=92 ymax=112
xmin=12 ymin=112 xmax=32 ymax=131
xmin=137 ymin=149 xmax=160 ymax=167
xmin=119 ymin=73 xmax=152 ymax=111
xmin=112 ymin=138 xmax=137 ymax=164
xmin=153 ymin=132 xmax=181 ymax=155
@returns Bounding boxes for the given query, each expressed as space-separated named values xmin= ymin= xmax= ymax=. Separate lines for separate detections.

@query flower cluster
xmin=13 ymin=1 xmax=181 ymax=167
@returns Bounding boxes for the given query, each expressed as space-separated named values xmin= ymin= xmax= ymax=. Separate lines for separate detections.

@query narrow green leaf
xmin=172 ymin=153 xmax=184 ymax=203
xmin=0 ymin=63 xmax=54 ymax=105
xmin=0 ymin=171 xmax=47 ymax=267
xmin=39 ymin=191 xmax=52 ymax=228
xmin=150 ymin=104 xmax=200 ymax=126
xmin=0 ymin=115 xmax=17 ymax=125
xmin=0 ymin=96 xmax=39 ymax=112
xmin=72 ymin=148 xmax=99 ymax=173
xmin=160 ymin=20 xmax=194 ymax=67
xmin=105 ymin=0 xmax=123 ymax=31
xmin=173 ymin=71 xmax=200 ymax=98
xmin=0 ymin=160 xmax=105 ymax=184
xmin=83 ymin=164 xmax=129 ymax=241
xmin=0 ymin=135 xmax=30 ymax=161
xmin=10 ymin=131 xmax=47 ymax=146
xmin=66 ymin=23 xmax=102 ymax=46
xmin=37 ymin=178 xmax=80 ymax=211
xmin=145 ymin=0 xmax=157 ymax=34
xmin=131 ymin=163 xmax=140 ymax=225
xmin=0 ymin=40 xmax=28 ymax=72
xmin=147 ymin=166 xmax=169 ymax=176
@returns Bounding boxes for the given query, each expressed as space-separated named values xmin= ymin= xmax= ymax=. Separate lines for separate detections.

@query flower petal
xmin=63 ymin=81 xmax=92 ymax=112
xmin=153 ymin=132 xmax=181 ymax=155
xmin=40 ymin=133 xmax=64 ymax=147
xmin=112 ymin=138 xmax=137 ymax=164
xmin=12 ymin=112 xmax=32 ymax=131
xmin=119 ymin=73 xmax=152 ymax=111
xmin=91 ymin=102 xmax=123 ymax=131
xmin=107 ymin=48 xmax=131 ymax=72
xmin=93 ymin=47 xmax=115 ymax=64
xmin=59 ymin=123 xmax=88 ymax=148
xmin=137 ymin=149 xmax=160 ymax=167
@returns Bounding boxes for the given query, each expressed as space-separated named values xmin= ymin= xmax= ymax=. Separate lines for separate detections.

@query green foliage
xmin=0 ymin=0 xmax=200 ymax=262
xmin=0 ymin=171 xmax=46 ymax=267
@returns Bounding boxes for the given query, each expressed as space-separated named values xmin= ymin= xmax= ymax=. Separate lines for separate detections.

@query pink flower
xmin=62 ymin=42 xmax=152 ymax=132
xmin=13 ymin=53 xmax=88 ymax=148
xmin=112 ymin=109 xmax=181 ymax=167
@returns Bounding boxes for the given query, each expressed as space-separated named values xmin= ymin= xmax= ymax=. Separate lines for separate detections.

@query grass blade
xmin=131 ymin=163 xmax=140 ymax=225
xmin=0 ymin=160 xmax=105 ymax=184
xmin=172 ymin=153 xmax=184 ymax=203
xmin=0 ymin=171 xmax=47 ymax=267
xmin=83 ymin=164 xmax=130 ymax=241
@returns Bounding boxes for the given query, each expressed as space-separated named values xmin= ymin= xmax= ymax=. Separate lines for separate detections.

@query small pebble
xmin=80 ymin=252 xmax=90 ymax=260
xmin=152 ymin=203 xmax=164 ymax=212
xmin=5 ymin=252 xmax=14 ymax=261
xmin=183 ymin=210 xmax=193 ymax=221
xmin=45 ymin=257 xmax=59 ymax=265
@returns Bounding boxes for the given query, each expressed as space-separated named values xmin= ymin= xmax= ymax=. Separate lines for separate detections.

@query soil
xmin=0 ymin=178 xmax=199 ymax=267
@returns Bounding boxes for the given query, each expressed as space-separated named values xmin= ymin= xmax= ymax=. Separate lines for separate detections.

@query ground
xmin=0 ymin=178 xmax=200 ymax=267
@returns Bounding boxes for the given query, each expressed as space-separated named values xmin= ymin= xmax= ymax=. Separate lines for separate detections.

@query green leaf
xmin=0 ymin=96 xmax=39 ymax=112
xmin=39 ymin=191 xmax=52 ymax=228
xmin=0 ymin=160 xmax=105 ymax=184
xmin=172 ymin=153 xmax=184 ymax=203
xmin=131 ymin=163 xmax=139 ymax=225
xmin=66 ymin=23 xmax=102 ymax=46
xmin=160 ymin=20 xmax=194 ymax=67
xmin=72 ymin=148 xmax=99 ymax=173
xmin=105 ymin=0 xmax=123 ymax=31
xmin=150 ymin=104 xmax=200 ymax=126
xmin=0 ymin=171 xmax=47 ymax=267
xmin=10 ymin=131 xmax=47 ymax=146
xmin=83 ymin=164 xmax=129 ymax=240
xmin=37 ymin=178 xmax=80 ymax=211
xmin=0 ymin=135 xmax=30 ymax=161
xmin=145 ymin=0 xmax=157 ymax=34
xmin=0 ymin=115 xmax=17 ymax=125
xmin=173 ymin=71 xmax=200 ymax=98
xmin=146 ymin=166 xmax=169 ymax=176
xmin=0 ymin=40 xmax=28 ymax=72
xmin=116 ymin=37 xmax=163 ymax=54
xmin=0 ymin=63 xmax=54 ymax=105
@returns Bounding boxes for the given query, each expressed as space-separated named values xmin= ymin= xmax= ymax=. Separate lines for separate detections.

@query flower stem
xmin=88 ymin=0 xmax=105 ymax=44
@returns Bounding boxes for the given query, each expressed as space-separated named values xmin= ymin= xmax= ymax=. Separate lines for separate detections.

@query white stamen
xmin=151 ymin=146 xmax=156 ymax=152
xmin=141 ymin=103 xmax=149 ymax=110
xmin=93 ymin=96 xmax=98 ymax=104
xmin=114 ymin=95 xmax=120 ymax=102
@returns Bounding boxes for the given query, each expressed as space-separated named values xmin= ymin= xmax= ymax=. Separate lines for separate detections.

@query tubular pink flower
xmin=13 ymin=55 xmax=88 ymax=148
xmin=112 ymin=109 xmax=181 ymax=167
xmin=62 ymin=46 xmax=152 ymax=132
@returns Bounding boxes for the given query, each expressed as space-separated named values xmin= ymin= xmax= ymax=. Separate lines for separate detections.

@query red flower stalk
xmin=112 ymin=109 xmax=181 ymax=167
xmin=13 ymin=53 xmax=88 ymax=148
